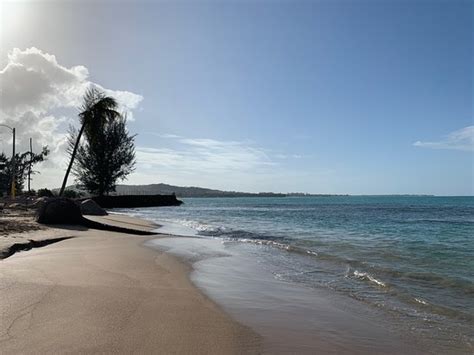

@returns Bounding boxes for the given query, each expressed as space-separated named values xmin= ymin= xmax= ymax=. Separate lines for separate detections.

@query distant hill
xmin=60 ymin=183 xmax=348 ymax=198
xmin=114 ymin=183 xmax=287 ymax=198
xmin=55 ymin=184 xmax=435 ymax=198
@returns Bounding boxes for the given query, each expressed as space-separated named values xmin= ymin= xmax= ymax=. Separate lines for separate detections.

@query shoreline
xmin=122 ymin=199 xmax=474 ymax=354
xmin=148 ymin=236 xmax=426 ymax=354
xmin=146 ymin=218 xmax=472 ymax=354
xmin=2 ymin=211 xmax=471 ymax=353
xmin=0 ymin=214 xmax=261 ymax=354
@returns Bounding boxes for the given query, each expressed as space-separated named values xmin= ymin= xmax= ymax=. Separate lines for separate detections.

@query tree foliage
xmin=59 ymin=87 xmax=121 ymax=196
xmin=79 ymin=88 xmax=121 ymax=143
xmin=69 ymin=115 xmax=136 ymax=196
xmin=0 ymin=146 xmax=49 ymax=194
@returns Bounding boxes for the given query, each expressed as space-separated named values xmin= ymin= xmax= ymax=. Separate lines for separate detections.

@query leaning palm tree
xmin=59 ymin=87 xmax=121 ymax=196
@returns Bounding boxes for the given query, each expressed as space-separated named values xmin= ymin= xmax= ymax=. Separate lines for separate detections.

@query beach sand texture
xmin=0 ymin=215 xmax=261 ymax=354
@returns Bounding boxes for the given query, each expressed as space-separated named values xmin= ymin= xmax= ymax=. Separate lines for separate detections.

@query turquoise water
xmin=120 ymin=196 xmax=474 ymax=350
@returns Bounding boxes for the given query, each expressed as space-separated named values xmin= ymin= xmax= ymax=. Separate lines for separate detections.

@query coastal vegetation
xmin=62 ymin=88 xmax=136 ymax=197
xmin=111 ymin=183 xmax=348 ymax=198
xmin=0 ymin=147 xmax=49 ymax=195
xmin=68 ymin=115 xmax=136 ymax=196
xmin=60 ymin=88 xmax=122 ymax=196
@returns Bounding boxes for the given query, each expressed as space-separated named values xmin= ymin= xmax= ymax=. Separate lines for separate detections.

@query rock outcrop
xmin=36 ymin=197 xmax=156 ymax=236
xmin=91 ymin=194 xmax=183 ymax=208
xmin=81 ymin=199 xmax=108 ymax=216
xmin=36 ymin=198 xmax=83 ymax=224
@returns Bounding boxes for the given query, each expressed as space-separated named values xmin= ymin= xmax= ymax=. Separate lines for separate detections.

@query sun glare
xmin=0 ymin=0 xmax=30 ymax=42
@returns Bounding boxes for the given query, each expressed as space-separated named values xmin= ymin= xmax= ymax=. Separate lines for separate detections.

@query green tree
xmin=0 ymin=147 xmax=49 ymax=194
xmin=69 ymin=115 xmax=136 ymax=196
xmin=59 ymin=87 xmax=121 ymax=196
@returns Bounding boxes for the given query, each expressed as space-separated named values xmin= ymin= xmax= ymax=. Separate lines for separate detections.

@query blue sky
xmin=0 ymin=0 xmax=472 ymax=195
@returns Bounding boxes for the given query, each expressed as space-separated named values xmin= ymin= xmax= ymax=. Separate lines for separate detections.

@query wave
xmin=402 ymin=218 xmax=474 ymax=225
xmin=203 ymin=229 xmax=285 ymax=241
xmin=214 ymin=229 xmax=474 ymax=324
xmin=168 ymin=219 xmax=228 ymax=234
xmin=347 ymin=269 xmax=387 ymax=287
xmin=183 ymin=221 xmax=473 ymax=292
xmin=165 ymin=219 xmax=474 ymax=293
xmin=414 ymin=297 xmax=429 ymax=305
xmin=135 ymin=215 xmax=474 ymax=325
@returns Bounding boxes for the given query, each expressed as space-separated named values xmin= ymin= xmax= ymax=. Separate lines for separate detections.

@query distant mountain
xmin=114 ymin=183 xmax=287 ymax=198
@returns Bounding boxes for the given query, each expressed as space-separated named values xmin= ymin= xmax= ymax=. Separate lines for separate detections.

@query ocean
xmin=117 ymin=196 xmax=474 ymax=353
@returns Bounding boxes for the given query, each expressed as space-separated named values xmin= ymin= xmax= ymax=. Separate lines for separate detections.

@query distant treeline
xmin=59 ymin=183 xmax=352 ymax=198
xmin=112 ymin=183 xmax=349 ymax=198
xmin=113 ymin=184 xmax=287 ymax=198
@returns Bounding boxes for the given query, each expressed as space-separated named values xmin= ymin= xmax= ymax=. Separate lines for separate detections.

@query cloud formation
xmin=130 ymin=134 xmax=330 ymax=192
xmin=414 ymin=125 xmax=474 ymax=152
xmin=1 ymin=48 xmax=88 ymax=115
xmin=0 ymin=47 xmax=143 ymax=187
xmin=136 ymin=136 xmax=275 ymax=174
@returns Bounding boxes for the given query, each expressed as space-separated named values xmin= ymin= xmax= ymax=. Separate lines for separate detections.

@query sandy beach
xmin=0 ymin=214 xmax=261 ymax=354
xmin=1 ymin=207 xmax=470 ymax=354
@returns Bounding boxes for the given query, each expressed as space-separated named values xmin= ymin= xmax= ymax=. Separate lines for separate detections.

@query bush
xmin=37 ymin=188 xmax=54 ymax=197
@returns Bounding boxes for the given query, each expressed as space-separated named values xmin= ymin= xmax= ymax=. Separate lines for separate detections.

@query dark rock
xmin=82 ymin=218 xmax=156 ymax=235
xmin=36 ymin=198 xmax=83 ymax=224
xmin=81 ymin=199 xmax=108 ymax=216
xmin=36 ymin=198 xmax=156 ymax=235
xmin=91 ymin=194 xmax=183 ymax=208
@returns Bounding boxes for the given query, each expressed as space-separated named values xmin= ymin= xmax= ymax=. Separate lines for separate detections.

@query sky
xmin=0 ymin=0 xmax=472 ymax=195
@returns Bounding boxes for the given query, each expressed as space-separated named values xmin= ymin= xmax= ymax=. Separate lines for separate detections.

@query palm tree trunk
xmin=59 ymin=123 xmax=86 ymax=196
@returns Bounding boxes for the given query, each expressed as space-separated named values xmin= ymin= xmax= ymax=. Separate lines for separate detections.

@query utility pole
xmin=28 ymin=137 xmax=32 ymax=193
xmin=11 ymin=128 xmax=16 ymax=198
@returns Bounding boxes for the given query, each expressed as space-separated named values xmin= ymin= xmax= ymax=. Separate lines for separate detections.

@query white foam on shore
xmin=352 ymin=270 xmax=387 ymax=287
xmin=152 ymin=220 xmax=198 ymax=237
xmin=415 ymin=298 xmax=429 ymax=305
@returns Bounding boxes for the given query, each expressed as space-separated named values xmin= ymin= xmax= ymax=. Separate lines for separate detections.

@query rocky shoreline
xmin=90 ymin=194 xmax=183 ymax=208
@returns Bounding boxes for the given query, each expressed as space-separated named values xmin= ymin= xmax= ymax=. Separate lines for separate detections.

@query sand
xmin=0 ymin=207 xmax=51 ymax=258
xmin=0 ymin=214 xmax=261 ymax=354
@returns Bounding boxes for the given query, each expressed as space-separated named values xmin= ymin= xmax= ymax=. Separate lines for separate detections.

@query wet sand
xmin=149 ymin=237 xmax=427 ymax=354
xmin=0 ymin=215 xmax=261 ymax=354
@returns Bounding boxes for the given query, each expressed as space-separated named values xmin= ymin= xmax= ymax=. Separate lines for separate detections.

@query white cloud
xmin=0 ymin=47 xmax=312 ymax=192
xmin=148 ymin=133 xmax=183 ymax=139
xmin=275 ymin=153 xmax=302 ymax=159
xmin=0 ymin=47 xmax=143 ymax=188
xmin=128 ymin=132 xmax=318 ymax=192
xmin=129 ymin=135 xmax=332 ymax=192
xmin=414 ymin=125 xmax=474 ymax=152
xmin=129 ymin=135 xmax=322 ymax=192
xmin=136 ymin=137 xmax=276 ymax=174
